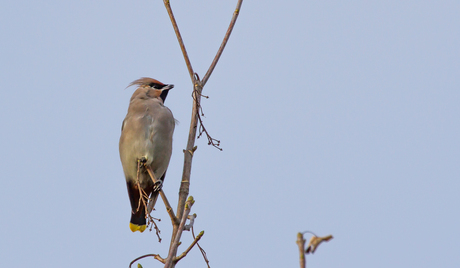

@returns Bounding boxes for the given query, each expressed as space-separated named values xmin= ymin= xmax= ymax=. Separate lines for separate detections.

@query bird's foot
xmin=138 ymin=157 xmax=147 ymax=164
xmin=153 ymin=180 xmax=163 ymax=192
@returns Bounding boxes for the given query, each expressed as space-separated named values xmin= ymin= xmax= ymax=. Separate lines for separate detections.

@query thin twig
xmin=301 ymin=230 xmax=318 ymax=237
xmin=175 ymin=230 xmax=204 ymax=262
xmin=144 ymin=165 xmax=180 ymax=226
xmin=136 ymin=160 xmax=162 ymax=241
xmin=163 ymin=0 xmax=195 ymax=83
xmin=148 ymin=216 xmax=162 ymax=243
xmin=192 ymin=226 xmax=210 ymax=268
xmin=202 ymin=0 xmax=244 ymax=86
xmin=194 ymin=89 xmax=222 ymax=150
xmin=197 ymin=113 xmax=222 ymax=150
xmin=188 ymin=73 xmax=221 ymax=150
xmin=129 ymin=254 xmax=166 ymax=267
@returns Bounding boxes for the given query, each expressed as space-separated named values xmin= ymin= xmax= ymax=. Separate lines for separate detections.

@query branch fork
xmin=130 ymin=0 xmax=243 ymax=267
xmin=296 ymin=231 xmax=334 ymax=268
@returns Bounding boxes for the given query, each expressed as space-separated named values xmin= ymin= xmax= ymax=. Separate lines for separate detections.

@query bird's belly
xmin=120 ymin=132 xmax=172 ymax=182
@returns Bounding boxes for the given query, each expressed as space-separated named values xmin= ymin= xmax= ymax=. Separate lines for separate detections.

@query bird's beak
xmin=163 ymin=84 xmax=174 ymax=91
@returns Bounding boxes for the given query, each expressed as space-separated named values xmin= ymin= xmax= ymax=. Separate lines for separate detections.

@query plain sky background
xmin=1 ymin=0 xmax=459 ymax=267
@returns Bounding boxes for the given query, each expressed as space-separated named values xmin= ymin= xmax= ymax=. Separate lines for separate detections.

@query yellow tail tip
xmin=130 ymin=223 xmax=146 ymax=233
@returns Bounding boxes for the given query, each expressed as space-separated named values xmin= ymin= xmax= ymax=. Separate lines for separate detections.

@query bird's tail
xmin=126 ymin=173 xmax=165 ymax=233
xmin=130 ymin=208 xmax=147 ymax=233
xmin=126 ymin=181 xmax=149 ymax=233
xmin=129 ymin=190 xmax=159 ymax=232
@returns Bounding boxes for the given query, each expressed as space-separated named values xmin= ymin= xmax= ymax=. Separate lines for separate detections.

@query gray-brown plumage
xmin=119 ymin=77 xmax=175 ymax=232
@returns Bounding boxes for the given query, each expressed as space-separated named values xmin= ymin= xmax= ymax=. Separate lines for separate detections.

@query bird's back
xmin=119 ymin=94 xmax=175 ymax=184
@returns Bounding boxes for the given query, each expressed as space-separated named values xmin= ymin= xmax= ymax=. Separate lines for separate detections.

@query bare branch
xmin=159 ymin=190 xmax=179 ymax=226
xmin=165 ymin=0 xmax=244 ymax=231
xmin=164 ymin=197 xmax=195 ymax=268
xmin=129 ymin=254 xmax=165 ymax=267
xmin=163 ymin=0 xmax=195 ymax=83
xmin=175 ymin=230 xmax=204 ymax=262
xmin=146 ymin=215 xmax=162 ymax=243
xmin=296 ymin=231 xmax=334 ymax=268
xmin=192 ymin=226 xmax=210 ymax=268
xmin=305 ymin=235 xmax=333 ymax=254
xmin=174 ymin=80 xmax=202 ymax=235
xmin=195 ymin=92 xmax=222 ymax=150
xmin=144 ymin=165 xmax=180 ymax=226
xmin=296 ymin=232 xmax=306 ymax=268
xmin=156 ymin=1 xmax=244 ymax=267
xmin=202 ymin=0 xmax=244 ymax=86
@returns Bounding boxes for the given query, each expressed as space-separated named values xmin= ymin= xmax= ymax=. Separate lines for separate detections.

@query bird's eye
xmin=150 ymin=83 xmax=163 ymax=89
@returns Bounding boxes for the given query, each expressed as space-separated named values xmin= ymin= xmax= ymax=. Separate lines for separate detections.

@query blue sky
xmin=1 ymin=1 xmax=459 ymax=267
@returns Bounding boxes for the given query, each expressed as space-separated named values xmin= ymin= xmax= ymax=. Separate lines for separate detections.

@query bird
xmin=119 ymin=77 xmax=175 ymax=233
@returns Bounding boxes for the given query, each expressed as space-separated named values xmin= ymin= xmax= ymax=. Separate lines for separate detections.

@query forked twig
xmin=131 ymin=1 xmax=244 ymax=267
xmin=192 ymin=82 xmax=222 ymax=150
xmin=148 ymin=215 xmax=162 ymax=242
xmin=164 ymin=0 xmax=244 ymax=229
xmin=296 ymin=231 xmax=334 ymax=268
xmin=164 ymin=197 xmax=195 ymax=267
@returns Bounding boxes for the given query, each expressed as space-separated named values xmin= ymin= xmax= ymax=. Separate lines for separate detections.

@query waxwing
xmin=119 ymin=77 xmax=175 ymax=232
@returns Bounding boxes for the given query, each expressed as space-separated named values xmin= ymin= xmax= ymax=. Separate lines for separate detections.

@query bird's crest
xmin=126 ymin=77 xmax=164 ymax=89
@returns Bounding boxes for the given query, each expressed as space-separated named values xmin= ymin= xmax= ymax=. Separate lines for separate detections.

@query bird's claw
xmin=153 ymin=180 xmax=163 ymax=192
xmin=138 ymin=157 xmax=147 ymax=164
